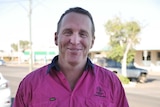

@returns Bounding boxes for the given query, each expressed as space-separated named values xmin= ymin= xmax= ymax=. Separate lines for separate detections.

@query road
xmin=125 ymin=74 xmax=160 ymax=107
xmin=0 ymin=65 xmax=160 ymax=107
xmin=127 ymin=93 xmax=160 ymax=107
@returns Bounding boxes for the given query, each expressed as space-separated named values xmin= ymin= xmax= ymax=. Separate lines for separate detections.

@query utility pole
xmin=29 ymin=0 xmax=33 ymax=72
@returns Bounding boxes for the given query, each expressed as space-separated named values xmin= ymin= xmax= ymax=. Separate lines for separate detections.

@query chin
xmin=66 ymin=52 xmax=84 ymax=61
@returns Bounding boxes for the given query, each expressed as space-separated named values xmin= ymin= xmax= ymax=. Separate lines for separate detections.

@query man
xmin=13 ymin=7 xmax=129 ymax=107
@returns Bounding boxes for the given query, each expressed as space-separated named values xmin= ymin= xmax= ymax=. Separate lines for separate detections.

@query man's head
xmin=56 ymin=7 xmax=95 ymax=38
xmin=55 ymin=7 xmax=95 ymax=66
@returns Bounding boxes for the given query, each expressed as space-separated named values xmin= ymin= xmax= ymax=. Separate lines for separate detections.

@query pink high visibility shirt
xmin=13 ymin=56 xmax=129 ymax=107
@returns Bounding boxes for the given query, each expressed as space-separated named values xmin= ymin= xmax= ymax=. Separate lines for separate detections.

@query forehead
xmin=60 ymin=12 xmax=92 ymax=31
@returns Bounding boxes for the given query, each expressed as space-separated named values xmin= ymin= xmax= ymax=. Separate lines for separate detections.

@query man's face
xmin=55 ymin=12 xmax=95 ymax=65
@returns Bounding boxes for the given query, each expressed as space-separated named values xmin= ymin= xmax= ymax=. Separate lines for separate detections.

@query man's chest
xmin=29 ymin=73 xmax=113 ymax=107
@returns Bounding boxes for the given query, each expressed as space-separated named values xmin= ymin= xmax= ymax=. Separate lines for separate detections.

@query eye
xmin=79 ymin=32 xmax=88 ymax=38
xmin=63 ymin=29 xmax=72 ymax=36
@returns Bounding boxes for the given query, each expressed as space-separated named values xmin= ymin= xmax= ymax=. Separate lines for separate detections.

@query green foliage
xmin=107 ymin=45 xmax=135 ymax=64
xmin=19 ymin=40 xmax=29 ymax=50
xmin=127 ymin=49 xmax=135 ymax=64
xmin=107 ymin=45 xmax=123 ymax=62
xmin=104 ymin=17 xmax=141 ymax=64
xmin=117 ymin=74 xmax=130 ymax=84
xmin=11 ymin=43 xmax=18 ymax=51
xmin=11 ymin=40 xmax=30 ymax=52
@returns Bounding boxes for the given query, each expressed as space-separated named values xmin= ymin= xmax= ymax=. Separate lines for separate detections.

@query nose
xmin=70 ymin=34 xmax=80 ymax=45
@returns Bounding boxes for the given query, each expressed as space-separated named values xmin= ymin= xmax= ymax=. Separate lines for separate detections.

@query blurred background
xmin=0 ymin=0 xmax=160 ymax=107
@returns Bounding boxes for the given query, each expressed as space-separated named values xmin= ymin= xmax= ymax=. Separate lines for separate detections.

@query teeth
xmin=70 ymin=48 xmax=78 ymax=50
xmin=68 ymin=48 xmax=81 ymax=51
xmin=71 ymin=49 xmax=78 ymax=50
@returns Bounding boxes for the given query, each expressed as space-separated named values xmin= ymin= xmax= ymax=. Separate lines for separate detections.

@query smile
xmin=68 ymin=48 xmax=82 ymax=51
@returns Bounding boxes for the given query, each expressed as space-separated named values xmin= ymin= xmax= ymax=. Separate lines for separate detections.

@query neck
xmin=58 ymin=56 xmax=87 ymax=90
xmin=58 ymin=55 xmax=87 ymax=73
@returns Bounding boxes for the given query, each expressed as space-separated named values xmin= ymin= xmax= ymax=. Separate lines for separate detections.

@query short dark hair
xmin=56 ymin=7 xmax=95 ymax=37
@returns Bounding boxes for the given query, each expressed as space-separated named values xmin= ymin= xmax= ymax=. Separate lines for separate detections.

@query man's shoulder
xmin=17 ymin=64 xmax=50 ymax=94
xmin=22 ymin=64 xmax=49 ymax=82
xmin=93 ymin=64 xmax=122 ymax=86
xmin=94 ymin=64 xmax=113 ymax=74
xmin=93 ymin=64 xmax=118 ymax=79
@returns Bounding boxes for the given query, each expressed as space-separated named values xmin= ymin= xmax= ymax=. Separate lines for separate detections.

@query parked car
xmin=0 ymin=60 xmax=6 ymax=66
xmin=92 ymin=57 xmax=148 ymax=83
xmin=106 ymin=59 xmax=148 ymax=83
xmin=0 ymin=72 xmax=11 ymax=107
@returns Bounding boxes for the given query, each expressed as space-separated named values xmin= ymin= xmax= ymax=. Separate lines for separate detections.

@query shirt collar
xmin=47 ymin=55 xmax=94 ymax=73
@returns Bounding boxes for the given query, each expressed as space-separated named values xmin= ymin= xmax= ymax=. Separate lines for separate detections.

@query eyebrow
xmin=79 ymin=29 xmax=89 ymax=35
xmin=62 ymin=28 xmax=89 ymax=34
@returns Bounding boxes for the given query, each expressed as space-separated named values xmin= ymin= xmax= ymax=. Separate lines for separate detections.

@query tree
xmin=11 ymin=43 xmax=18 ymax=52
xmin=19 ymin=40 xmax=29 ymax=52
xmin=105 ymin=17 xmax=141 ymax=76
xmin=11 ymin=40 xmax=29 ymax=52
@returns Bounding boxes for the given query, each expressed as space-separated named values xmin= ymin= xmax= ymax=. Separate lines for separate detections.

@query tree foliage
xmin=107 ymin=44 xmax=135 ymax=64
xmin=11 ymin=40 xmax=29 ymax=52
xmin=11 ymin=43 xmax=18 ymax=52
xmin=105 ymin=17 xmax=141 ymax=76
xmin=105 ymin=17 xmax=141 ymax=64
xmin=19 ymin=40 xmax=29 ymax=51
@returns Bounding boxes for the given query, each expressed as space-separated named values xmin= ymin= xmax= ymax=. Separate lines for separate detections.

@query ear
xmin=90 ymin=36 xmax=95 ymax=49
xmin=54 ymin=32 xmax=58 ymax=46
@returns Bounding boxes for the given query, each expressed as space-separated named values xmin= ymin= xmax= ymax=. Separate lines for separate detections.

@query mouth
xmin=69 ymin=48 xmax=81 ymax=50
xmin=67 ymin=48 xmax=82 ymax=51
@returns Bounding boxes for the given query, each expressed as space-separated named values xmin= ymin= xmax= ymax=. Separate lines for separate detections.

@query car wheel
xmin=138 ymin=74 xmax=147 ymax=83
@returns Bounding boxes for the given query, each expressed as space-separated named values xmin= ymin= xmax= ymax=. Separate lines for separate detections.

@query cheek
xmin=58 ymin=37 xmax=68 ymax=47
xmin=82 ymin=40 xmax=92 ymax=49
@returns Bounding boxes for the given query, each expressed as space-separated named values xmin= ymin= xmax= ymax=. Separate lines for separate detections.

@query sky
xmin=0 ymin=0 xmax=160 ymax=52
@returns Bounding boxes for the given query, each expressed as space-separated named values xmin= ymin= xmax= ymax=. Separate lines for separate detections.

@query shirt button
xmin=49 ymin=97 xmax=56 ymax=101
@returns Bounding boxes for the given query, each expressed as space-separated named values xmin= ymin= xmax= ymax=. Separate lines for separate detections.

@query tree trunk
xmin=121 ymin=41 xmax=131 ymax=77
xmin=121 ymin=53 xmax=127 ymax=77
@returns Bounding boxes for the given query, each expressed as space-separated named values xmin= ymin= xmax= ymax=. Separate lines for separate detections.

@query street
xmin=125 ymin=74 xmax=160 ymax=107
xmin=0 ymin=65 xmax=160 ymax=107
xmin=127 ymin=93 xmax=160 ymax=107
